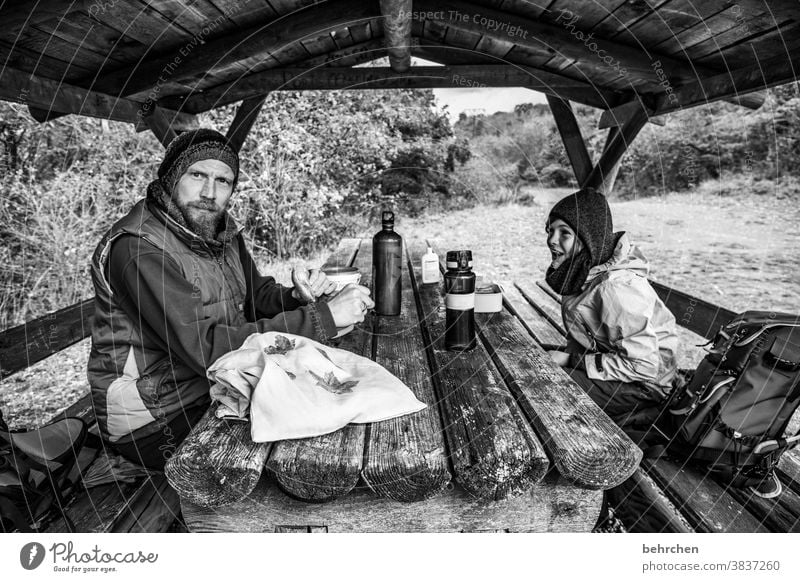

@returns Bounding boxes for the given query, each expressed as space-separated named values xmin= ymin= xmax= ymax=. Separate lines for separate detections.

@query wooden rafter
xmin=142 ymin=106 xmax=179 ymax=147
xmin=599 ymin=99 xmax=663 ymax=129
xmin=546 ymin=96 xmax=593 ymax=185
xmin=654 ymin=51 xmax=800 ymax=115
xmin=164 ymin=65 xmax=622 ymax=114
xmin=299 ymin=38 xmax=395 ymax=68
xmin=582 ymin=101 xmax=650 ymax=194
xmin=225 ymin=95 xmax=267 ymax=152
xmin=0 ymin=66 xmax=195 ymax=127
xmin=90 ymin=0 xmax=377 ymax=97
xmin=415 ymin=0 xmax=708 ymax=89
xmin=379 ymin=0 xmax=412 ymax=72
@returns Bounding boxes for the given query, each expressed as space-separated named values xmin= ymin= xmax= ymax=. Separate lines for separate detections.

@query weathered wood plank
xmin=778 ymin=449 xmax=800 ymax=497
xmin=606 ymin=468 xmax=694 ymax=533
xmin=181 ymin=469 xmax=602 ymax=532
xmin=92 ymin=0 xmax=375 ymax=96
xmin=651 ymin=280 xmax=737 ymax=339
xmin=409 ymin=242 xmax=549 ymax=500
xmin=499 ymin=280 xmax=565 ymax=348
xmin=361 ymin=243 xmax=451 ymax=502
xmin=265 ymin=239 xmax=366 ymax=502
xmin=727 ymin=482 xmax=800 ymax=533
xmin=644 ymin=458 xmax=769 ymax=532
xmin=476 ymin=308 xmax=643 ymax=489
xmin=165 ymin=408 xmax=272 ymax=507
xmin=0 ymin=298 xmax=93 ymax=380
xmin=51 ymin=478 xmax=142 ymax=533
xmin=515 ymin=281 xmax=566 ymax=336
xmin=106 ymin=474 xmax=182 ymax=533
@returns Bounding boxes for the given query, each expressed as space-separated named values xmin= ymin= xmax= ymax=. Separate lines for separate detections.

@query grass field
xmin=2 ymin=187 xmax=798 ymax=429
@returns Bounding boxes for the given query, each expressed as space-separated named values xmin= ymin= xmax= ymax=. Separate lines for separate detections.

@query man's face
xmin=173 ymin=159 xmax=235 ymax=239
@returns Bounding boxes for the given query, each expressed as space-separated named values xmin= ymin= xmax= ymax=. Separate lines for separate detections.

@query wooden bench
xmin=0 ymin=300 xmax=183 ymax=532
xmin=169 ymin=238 xmax=643 ymax=532
xmin=512 ymin=278 xmax=800 ymax=533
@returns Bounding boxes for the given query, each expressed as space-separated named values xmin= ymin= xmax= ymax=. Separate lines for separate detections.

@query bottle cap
xmin=445 ymin=250 xmax=473 ymax=270
xmin=381 ymin=210 xmax=394 ymax=226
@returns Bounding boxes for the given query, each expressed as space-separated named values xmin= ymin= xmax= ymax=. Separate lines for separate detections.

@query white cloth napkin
xmin=208 ymin=332 xmax=427 ymax=442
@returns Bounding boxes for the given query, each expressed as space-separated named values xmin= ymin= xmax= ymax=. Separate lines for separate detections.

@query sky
xmin=432 ymin=87 xmax=547 ymax=120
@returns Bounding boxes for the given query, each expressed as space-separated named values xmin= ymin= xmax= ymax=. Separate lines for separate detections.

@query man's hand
xmin=326 ymin=284 xmax=374 ymax=328
xmin=291 ymin=268 xmax=337 ymax=302
xmin=547 ymin=350 xmax=571 ymax=367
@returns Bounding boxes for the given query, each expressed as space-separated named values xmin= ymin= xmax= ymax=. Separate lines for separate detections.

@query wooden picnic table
xmin=166 ymin=238 xmax=642 ymax=533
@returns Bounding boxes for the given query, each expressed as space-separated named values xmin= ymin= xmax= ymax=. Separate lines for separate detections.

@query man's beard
xmin=176 ymin=199 xmax=225 ymax=241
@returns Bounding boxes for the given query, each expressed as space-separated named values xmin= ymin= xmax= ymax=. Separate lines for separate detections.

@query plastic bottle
xmin=373 ymin=210 xmax=402 ymax=316
xmin=444 ymin=250 xmax=476 ymax=351
xmin=421 ymin=247 xmax=440 ymax=285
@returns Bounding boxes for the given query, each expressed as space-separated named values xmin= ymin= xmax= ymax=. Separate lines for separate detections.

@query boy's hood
xmin=585 ymin=231 xmax=650 ymax=282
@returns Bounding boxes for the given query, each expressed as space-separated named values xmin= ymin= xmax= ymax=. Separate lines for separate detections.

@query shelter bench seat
xmin=0 ymin=302 xmax=184 ymax=533
xmin=511 ymin=279 xmax=800 ymax=533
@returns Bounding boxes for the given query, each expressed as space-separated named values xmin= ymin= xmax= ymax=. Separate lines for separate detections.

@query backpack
xmin=658 ymin=310 xmax=800 ymax=497
xmin=1 ymin=409 xmax=87 ymax=532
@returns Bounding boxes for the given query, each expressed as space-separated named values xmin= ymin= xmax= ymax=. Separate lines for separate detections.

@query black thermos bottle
xmin=444 ymin=250 xmax=476 ymax=351
xmin=373 ymin=210 xmax=402 ymax=316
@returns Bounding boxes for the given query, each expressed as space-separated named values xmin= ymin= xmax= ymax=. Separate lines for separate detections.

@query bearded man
xmin=87 ymin=129 xmax=372 ymax=469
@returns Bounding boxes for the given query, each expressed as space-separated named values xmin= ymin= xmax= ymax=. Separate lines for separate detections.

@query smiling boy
xmin=544 ymin=188 xmax=678 ymax=429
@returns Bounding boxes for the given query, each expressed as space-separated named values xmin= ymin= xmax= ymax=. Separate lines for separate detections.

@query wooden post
xmin=582 ymin=102 xmax=649 ymax=194
xmin=379 ymin=0 xmax=412 ymax=73
xmin=225 ymin=95 xmax=267 ymax=152
xmin=546 ymin=95 xmax=592 ymax=186
xmin=142 ymin=106 xmax=178 ymax=148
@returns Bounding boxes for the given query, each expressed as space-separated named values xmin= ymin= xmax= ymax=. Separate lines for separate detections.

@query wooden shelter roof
xmin=1 ymin=0 xmax=798 ymax=130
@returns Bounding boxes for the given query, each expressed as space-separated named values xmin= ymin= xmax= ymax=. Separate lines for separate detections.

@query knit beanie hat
xmin=158 ymin=129 xmax=239 ymax=195
xmin=548 ymin=188 xmax=616 ymax=267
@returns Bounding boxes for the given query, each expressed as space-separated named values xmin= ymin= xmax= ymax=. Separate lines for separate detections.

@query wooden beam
xmin=582 ymin=101 xmax=649 ymax=194
xmin=90 ymin=0 xmax=377 ymax=97
xmin=546 ymin=95 xmax=593 ymax=185
xmin=410 ymin=41 xmax=624 ymax=110
xmin=299 ymin=38 xmax=395 ymax=68
xmin=225 ymin=95 xmax=267 ymax=152
xmin=654 ymin=52 xmax=800 ymax=115
xmin=0 ymin=66 xmax=195 ymax=127
xmin=168 ymin=64 xmax=622 ymax=113
xmin=142 ymin=106 xmax=179 ymax=148
xmin=0 ymin=298 xmax=93 ymax=380
xmin=599 ymin=99 xmax=663 ymax=129
xmin=379 ymin=0 xmax=412 ymax=72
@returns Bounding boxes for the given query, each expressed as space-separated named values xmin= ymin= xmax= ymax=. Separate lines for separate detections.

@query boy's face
xmin=546 ymin=218 xmax=583 ymax=269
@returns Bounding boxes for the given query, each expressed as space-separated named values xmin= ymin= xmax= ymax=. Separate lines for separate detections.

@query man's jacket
xmin=561 ymin=232 xmax=678 ymax=395
xmin=88 ymin=195 xmax=336 ymax=444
